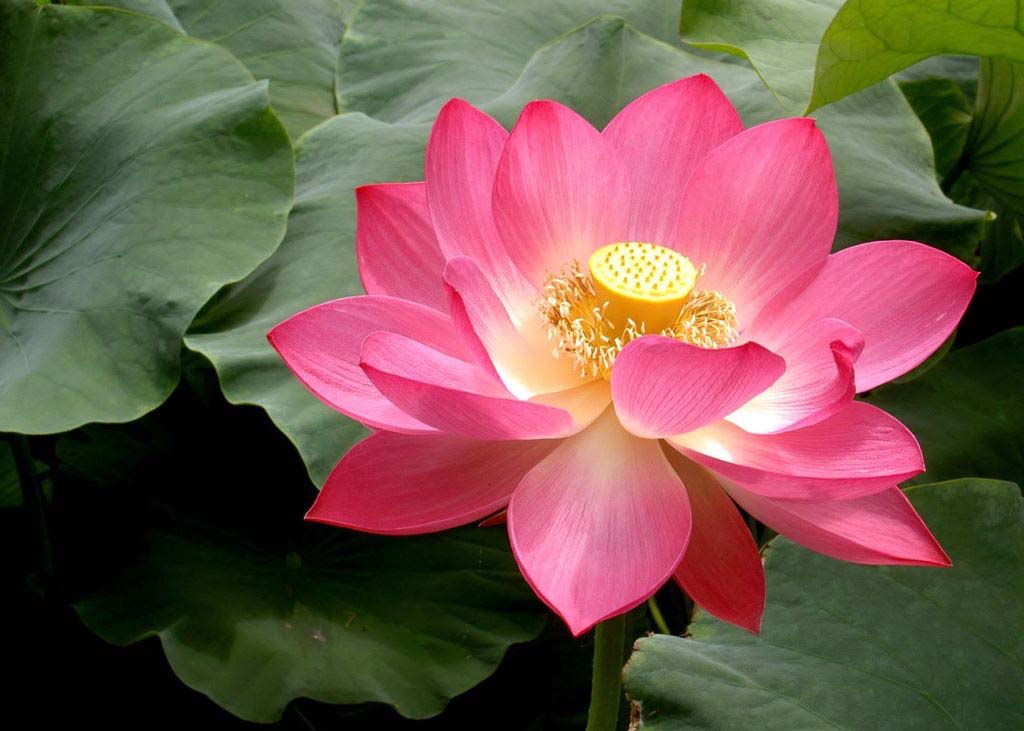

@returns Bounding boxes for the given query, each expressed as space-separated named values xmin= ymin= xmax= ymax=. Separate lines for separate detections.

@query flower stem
xmin=586 ymin=614 xmax=627 ymax=731
xmin=647 ymin=596 xmax=671 ymax=635
xmin=6 ymin=433 xmax=53 ymax=580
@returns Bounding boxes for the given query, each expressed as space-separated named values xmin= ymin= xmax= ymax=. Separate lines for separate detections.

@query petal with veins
xmin=508 ymin=408 xmax=691 ymax=636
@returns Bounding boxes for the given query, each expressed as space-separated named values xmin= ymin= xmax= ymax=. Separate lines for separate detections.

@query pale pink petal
xmin=268 ymin=296 xmax=468 ymax=433
xmin=727 ymin=318 xmax=864 ymax=433
xmin=355 ymin=183 xmax=447 ymax=312
xmin=665 ymin=449 xmax=765 ymax=633
xmin=508 ymin=408 xmax=691 ymax=636
xmin=603 ymin=75 xmax=743 ymax=246
xmin=360 ymin=331 xmax=574 ymax=440
xmin=611 ymin=336 xmax=784 ymax=439
xmin=675 ymin=118 xmax=837 ymax=322
xmin=670 ymin=402 xmax=923 ymax=500
xmin=529 ymin=379 xmax=611 ymax=434
xmin=306 ymin=432 xmax=557 ymax=535
xmin=444 ymin=256 xmax=585 ymax=397
xmin=425 ymin=99 xmax=534 ymax=317
xmin=492 ymin=100 xmax=630 ymax=287
xmin=752 ymin=240 xmax=978 ymax=391
xmin=721 ymin=480 xmax=950 ymax=566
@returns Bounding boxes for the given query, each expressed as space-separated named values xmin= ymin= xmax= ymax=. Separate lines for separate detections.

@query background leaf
xmin=59 ymin=383 xmax=545 ymax=723
xmin=72 ymin=0 xmax=353 ymax=139
xmin=624 ymin=479 xmax=1024 ymax=730
xmin=953 ymin=57 xmax=1024 ymax=281
xmin=335 ymin=0 xmax=684 ymax=122
xmin=866 ymin=328 xmax=1024 ymax=488
xmin=809 ymin=0 xmax=1024 ymax=112
xmin=678 ymin=0 xmax=843 ymax=113
xmin=0 ymin=1 xmax=293 ymax=434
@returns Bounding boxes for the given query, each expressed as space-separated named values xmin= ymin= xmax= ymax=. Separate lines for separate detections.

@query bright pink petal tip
xmin=507 ymin=409 xmax=691 ymax=636
xmin=267 ymin=296 xmax=468 ymax=433
xmin=674 ymin=117 xmax=838 ymax=321
xmin=603 ymin=74 xmax=743 ymax=246
xmin=306 ymin=432 xmax=556 ymax=535
xmin=355 ymin=183 xmax=447 ymax=312
xmin=426 ymin=99 xmax=534 ymax=316
xmin=667 ymin=450 xmax=765 ymax=633
xmin=611 ymin=336 xmax=785 ymax=438
xmin=492 ymin=99 xmax=630 ymax=288
xmin=753 ymin=240 xmax=978 ymax=391
xmin=722 ymin=481 xmax=951 ymax=567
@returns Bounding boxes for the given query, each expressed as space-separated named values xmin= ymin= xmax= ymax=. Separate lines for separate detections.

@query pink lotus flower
xmin=270 ymin=76 xmax=976 ymax=636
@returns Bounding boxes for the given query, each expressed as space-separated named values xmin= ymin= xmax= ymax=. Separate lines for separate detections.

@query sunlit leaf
xmin=809 ymin=0 xmax=1024 ymax=112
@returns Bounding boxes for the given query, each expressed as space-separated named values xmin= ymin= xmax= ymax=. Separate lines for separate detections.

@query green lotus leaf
xmin=62 ymin=389 xmax=545 ymax=722
xmin=809 ymin=0 xmax=1024 ymax=112
xmin=0 ymin=0 xmax=293 ymax=434
xmin=867 ymin=328 xmax=1024 ymax=487
xmin=624 ymin=479 xmax=1024 ymax=729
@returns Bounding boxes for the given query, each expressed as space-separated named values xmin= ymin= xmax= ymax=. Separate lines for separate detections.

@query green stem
xmin=6 ymin=434 xmax=53 ymax=579
xmin=586 ymin=614 xmax=627 ymax=731
xmin=647 ymin=596 xmax=671 ymax=635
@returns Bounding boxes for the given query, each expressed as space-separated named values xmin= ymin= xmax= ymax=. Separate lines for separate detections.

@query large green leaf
xmin=866 ymin=328 xmax=1024 ymax=488
xmin=61 ymin=387 xmax=545 ymax=723
xmin=336 ymin=0 xmax=684 ymax=122
xmin=0 ymin=1 xmax=293 ymax=434
xmin=809 ymin=0 xmax=1024 ymax=112
xmin=678 ymin=0 xmax=843 ymax=113
xmin=957 ymin=57 xmax=1024 ymax=279
xmin=185 ymin=115 xmax=421 ymax=484
xmin=73 ymin=0 xmax=352 ymax=139
xmin=624 ymin=479 xmax=1024 ymax=730
xmin=898 ymin=57 xmax=1024 ymax=280
xmin=899 ymin=76 xmax=974 ymax=179
xmin=189 ymin=12 xmax=984 ymax=483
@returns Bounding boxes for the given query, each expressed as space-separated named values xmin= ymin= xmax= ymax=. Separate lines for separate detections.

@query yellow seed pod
xmin=588 ymin=242 xmax=698 ymax=332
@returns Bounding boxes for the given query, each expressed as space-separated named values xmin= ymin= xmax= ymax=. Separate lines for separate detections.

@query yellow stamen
xmin=537 ymin=242 xmax=736 ymax=380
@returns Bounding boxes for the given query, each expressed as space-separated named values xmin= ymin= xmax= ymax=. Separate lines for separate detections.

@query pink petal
xmin=675 ymin=118 xmax=838 ymax=322
xmin=721 ymin=480 xmax=951 ymax=566
xmin=306 ymin=432 xmax=557 ymax=535
xmin=752 ymin=240 xmax=978 ymax=391
xmin=665 ymin=449 xmax=765 ymax=633
xmin=425 ymin=99 xmax=534 ymax=317
xmin=444 ymin=256 xmax=585 ymax=396
xmin=529 ymin=379 xmax=612 ymax=434
xmin=508 ymin=408 xmax=691 ymax=636
xmin=727 ymin=318 xmax=864 ymax=434
xmin=492 ymin=100 xmax=630 ymax=288
xmin=268 ymin=296 xmax=467 ymax=433
xmin=603 ymin=75 xmax=743 ymax=246
xmin=611 ymin=336 xmax=785 ymax=439
xmin=360 ymin=331 xmax=574 ymax=440
xmin=478 ymin=510 xmax=508 ymax=528
xmin=671 ymin=402 xmax=924 ymax=500
xmin=355 ymin=183 xmax=447 ymax=312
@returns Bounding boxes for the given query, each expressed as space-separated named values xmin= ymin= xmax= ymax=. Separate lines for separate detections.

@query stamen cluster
xmin=538 ymin=261 xmax=737 ymax=379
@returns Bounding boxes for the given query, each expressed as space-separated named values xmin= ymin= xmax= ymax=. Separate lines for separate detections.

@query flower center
xmin=538 ymin=241 xmax=737 ymax=379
